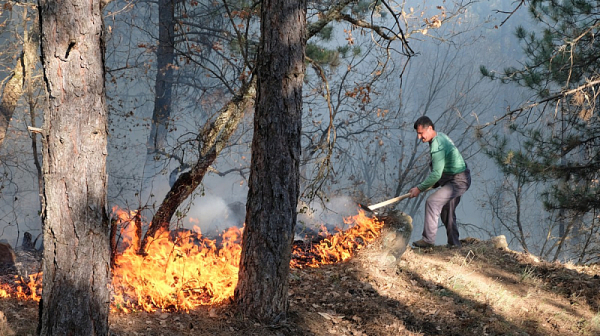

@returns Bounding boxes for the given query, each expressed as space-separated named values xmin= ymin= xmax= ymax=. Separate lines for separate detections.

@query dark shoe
xmin=446 ymin=244 xmax=461 ymax=249
xmin=412 ymin=239 xmax=434 ymax=248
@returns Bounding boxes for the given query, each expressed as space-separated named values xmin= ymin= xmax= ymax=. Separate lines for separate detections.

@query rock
xmin=491 ymin=235 xmax=508 ymax=250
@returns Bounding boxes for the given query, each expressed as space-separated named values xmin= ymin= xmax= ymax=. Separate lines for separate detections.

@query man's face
xmin=416 ymin=125 xmax=435 ymax=143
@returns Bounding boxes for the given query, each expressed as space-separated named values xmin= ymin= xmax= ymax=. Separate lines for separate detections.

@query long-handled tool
xmin=358 ymin=187 xmax=432 ymax=213
xmin=359 ymin=193 xmax=411 ymax=213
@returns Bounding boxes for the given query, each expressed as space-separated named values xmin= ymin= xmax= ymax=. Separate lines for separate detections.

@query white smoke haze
xmin=296 ymin=196 xmax=360 ymax=239
xmin=182 ymin=195 xmax=245 ymax=236
xmin=178 ymin=192 xmax=361 ymax=241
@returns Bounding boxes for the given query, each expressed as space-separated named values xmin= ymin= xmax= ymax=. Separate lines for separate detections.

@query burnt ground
xmin=1 ymin=238 xmax=600 ymax=336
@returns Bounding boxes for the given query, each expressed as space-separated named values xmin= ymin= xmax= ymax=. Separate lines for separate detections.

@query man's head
xmin=413 ymin=116 xmax=436 ymax=143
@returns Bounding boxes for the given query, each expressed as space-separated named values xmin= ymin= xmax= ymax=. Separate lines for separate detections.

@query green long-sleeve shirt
xmin=417 ymin=132 xmax=466 ymax=191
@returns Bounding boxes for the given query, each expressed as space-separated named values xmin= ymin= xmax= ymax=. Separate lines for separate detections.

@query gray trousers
xmin=421 ymin=167 xmax=471 ymax=246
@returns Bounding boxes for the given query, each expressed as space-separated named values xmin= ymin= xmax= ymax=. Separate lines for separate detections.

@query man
xmin=408 ymin=116 xmax=471 ymax=248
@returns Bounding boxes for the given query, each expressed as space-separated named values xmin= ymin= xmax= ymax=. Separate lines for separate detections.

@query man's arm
xmin=417 ymin=148 xmax=445 ymax=191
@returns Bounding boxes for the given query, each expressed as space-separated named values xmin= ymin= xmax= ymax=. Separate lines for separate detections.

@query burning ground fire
xmin=0 ymin=207 xmax=383 ymax=313
xmin=0 ymin=273 xmax=41 ymax=302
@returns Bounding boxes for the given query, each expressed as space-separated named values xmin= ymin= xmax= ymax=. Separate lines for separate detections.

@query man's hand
xmin=409 ymin=187 xmax=421 ymax=198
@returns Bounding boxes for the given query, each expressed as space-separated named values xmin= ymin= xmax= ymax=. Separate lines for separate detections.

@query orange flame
xmin=110 ymin=206 xmax=243 ymax=312
xmin=0 ymin=207 xmax=382 ymax=312
xmin=0 ymin=273 xmax=42 ymax=302
xmin=291 ymin=210 xmax=383 ymax=268
xmin=112 ymin=206 xmax=142 ymax=251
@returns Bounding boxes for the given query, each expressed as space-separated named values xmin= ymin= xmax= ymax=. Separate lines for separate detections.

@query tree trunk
xmin=147 ymin=0 xmax=175 ymax=157
xmin=138 ymin=1 xmax=354 ymax=249
xmin=234 ymin=0 xmax=306 ymax=323
xmin=0 ymin=7 xmax=40 ymax=149
xmin=0 ymin=53 xmax=24 ymax=148
xmin=37 ymin=0 xmax=111 ymax=334
xmin=140 ymin=80 xmax=255 ymax=252
xmin=24 ymin=10 xmax=45 ymax=224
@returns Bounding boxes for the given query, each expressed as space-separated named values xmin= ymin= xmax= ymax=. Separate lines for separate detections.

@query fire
xmin=110 ymin=207 xmax=242 ymax=312
xmin=0 ymin=207 xmax=382 ymax=312
xmin=0 ymin=273 xmax=42 ymax=302
xmin=291 ymin=210 xmax=383 ymax=268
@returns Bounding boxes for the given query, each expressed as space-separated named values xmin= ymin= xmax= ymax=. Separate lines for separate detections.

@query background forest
xmin=0 ymin=0 xmax=598 ymax=270
xmin=0 ymin=0 xmax=599 ymax=334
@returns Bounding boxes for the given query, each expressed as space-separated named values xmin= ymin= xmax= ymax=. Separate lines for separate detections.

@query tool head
xmin=357 ymin=203 xmax=373 ymax=213
xmin=357 ymin=203 xmax=380 ymax=216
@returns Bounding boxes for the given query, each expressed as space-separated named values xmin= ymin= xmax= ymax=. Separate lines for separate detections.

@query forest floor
xmin=1 ymin=237 xmax=599 ymax=336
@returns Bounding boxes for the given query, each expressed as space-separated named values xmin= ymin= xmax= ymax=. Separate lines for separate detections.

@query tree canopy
xmin=481 ymin=0 xmax=600 ymax=262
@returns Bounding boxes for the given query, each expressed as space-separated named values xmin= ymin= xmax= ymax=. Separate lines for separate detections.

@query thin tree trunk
xmin=23 ymin=10 xmax=44 ymax=221
xmin=0 ymin=7 xmax=33 ymax=149
xmin=514 ymin=179 xmax=529 ymax=252
xmin=147 ymin=0 xmax=175 ymax=156
xmin=234 ymin=0 xmax=307 ymax=323
xmin=0 ymin=7 xmax=39 ymax=148
xmin=37 ymin=0 xmax=111 ymax=334
xmin=553 ymin=216 xmax=575 ymax=262
xmin=140 ymin=80 xmax=255 ymax=252
xmin=139 ymin=0 xmax=355 ymax=249
xmin=0 ymin=54 xmax=23 ymax=148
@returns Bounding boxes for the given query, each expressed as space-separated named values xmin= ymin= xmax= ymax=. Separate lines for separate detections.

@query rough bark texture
xmin=139 ymin=1 xmax=354 ymax=250
xmin=234 ymin=0 xmax=307 ymax=323
xmin=38 ymin=0 xmax=111 ymax=334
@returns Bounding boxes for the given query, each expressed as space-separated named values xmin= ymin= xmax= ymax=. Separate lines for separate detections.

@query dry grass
xmin=1 ymin=238 xmax=599 ymax=335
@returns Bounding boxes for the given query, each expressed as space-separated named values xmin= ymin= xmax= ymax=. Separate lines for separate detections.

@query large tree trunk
xmin=234 ymin=0 xmax=306 ymax=323
xmin=138 ymin=1 xmax=354 ymax=248
xmin=37 ymin=0 xmax=111 ymax=334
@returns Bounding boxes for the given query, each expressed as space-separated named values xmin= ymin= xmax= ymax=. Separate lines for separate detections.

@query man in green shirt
xmin=408 ymin=116 xmax=471 ymax=248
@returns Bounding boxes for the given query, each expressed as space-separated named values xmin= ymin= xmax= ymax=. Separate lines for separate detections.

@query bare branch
xmin=494 ymin=0 xmax=525 ymax=27
xmin=477 ymin=77 xmax=600 ymax=129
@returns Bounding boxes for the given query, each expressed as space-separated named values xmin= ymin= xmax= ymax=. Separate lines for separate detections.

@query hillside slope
xmin=2 ymin=238 xmax=599 ymax=335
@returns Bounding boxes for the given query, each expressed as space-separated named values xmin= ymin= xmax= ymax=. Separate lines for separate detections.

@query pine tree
xmin=480 ymin=0 xmax=600 ymax=261
xmin=482 ymin=0 xmax=600 ymax=213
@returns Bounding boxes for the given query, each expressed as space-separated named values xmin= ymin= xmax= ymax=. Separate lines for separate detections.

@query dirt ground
xmin=1 ymin=238 xmax=600 ymax=336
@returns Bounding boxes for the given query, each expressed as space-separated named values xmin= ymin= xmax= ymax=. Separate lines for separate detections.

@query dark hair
xmin=414 ymin=116 xmax=435 ymax=130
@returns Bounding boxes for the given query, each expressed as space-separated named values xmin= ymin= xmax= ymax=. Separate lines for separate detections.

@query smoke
xmin=296 ymin=196 xmax=360 ymax=239
xmin=180 ymin=194 xmax=361 ymax=240
xmin=182 ymin=196 xmax=245 ymax=236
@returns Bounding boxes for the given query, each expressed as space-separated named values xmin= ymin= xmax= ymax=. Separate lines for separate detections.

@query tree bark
xmin=138 ymin=1 xmax=357 ymax=247
xmin=37 ymin=0 xmax=111 ymax=334
xmin=147 ymin=0 xmax=175 ymax=156
xmin=0 ymin=7 xmax=40 ymax=149
xmin=234 ymin=0 xmax=306 ymax=323
xmin=0 ymin=53 xmax=24 ymax=148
